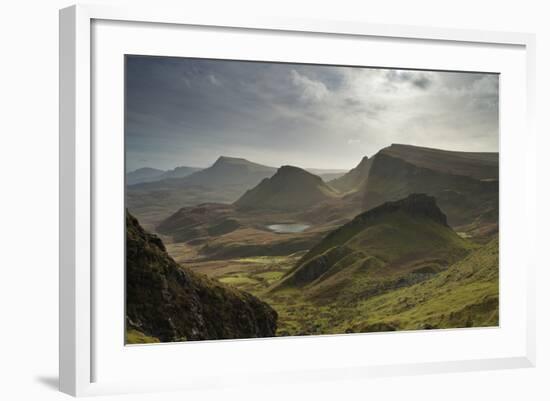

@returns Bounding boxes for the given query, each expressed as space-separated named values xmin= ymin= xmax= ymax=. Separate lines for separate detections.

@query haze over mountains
xmin=126 ymin=156 xmax=277 ymax=227
xmin=126 ymin=166 xmax=201 ymax=185
xmin=128 ymin=144 xmax=498 ymax=238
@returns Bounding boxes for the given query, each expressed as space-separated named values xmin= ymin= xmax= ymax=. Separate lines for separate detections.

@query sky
xmin=125 ymin=55 xmax=499 ymax=172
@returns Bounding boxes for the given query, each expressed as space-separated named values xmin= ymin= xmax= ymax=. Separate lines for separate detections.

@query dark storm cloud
xmin=125 ymin=56 xmax=499 ymax=171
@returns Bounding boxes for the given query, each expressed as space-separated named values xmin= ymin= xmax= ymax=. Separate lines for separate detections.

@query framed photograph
xmin=59 ymin=4 xmax=536 ymax=397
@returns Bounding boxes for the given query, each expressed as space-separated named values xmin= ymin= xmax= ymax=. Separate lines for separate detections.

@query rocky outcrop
xmin=126 ymin=211 xmax=277 ymax=342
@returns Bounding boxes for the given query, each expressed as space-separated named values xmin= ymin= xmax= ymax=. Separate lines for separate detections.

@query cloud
xmin=208 ymin=74 xmax=221 ymax=86
xmin=290 ymin=69 xmax=329 ymax=103
xmin=384 ymin=70 xmax=433 ymax=90
xmin=125 ymin=56 xmax=498 ymax=171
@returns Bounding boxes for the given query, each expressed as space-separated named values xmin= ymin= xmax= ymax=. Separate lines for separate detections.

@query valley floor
xmin=166 ymin=237 xmax=499 ymax=337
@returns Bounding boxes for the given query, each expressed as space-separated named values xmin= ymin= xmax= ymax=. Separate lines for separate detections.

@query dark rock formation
xmin=126 ymin=210 xmax=277 ymax=342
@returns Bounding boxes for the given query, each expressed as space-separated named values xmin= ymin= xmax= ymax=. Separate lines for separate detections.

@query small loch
xmin=266 ymin=223 xmax=311 ymax=233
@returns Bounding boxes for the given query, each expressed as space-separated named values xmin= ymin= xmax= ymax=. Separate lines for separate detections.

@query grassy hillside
xmin=254 ymin=237 xmax=497 ymax=335
xmin=347 ymin=238 xmax=499 ymax=331
xmin=275 ymin=194 xmax=473 ymax=301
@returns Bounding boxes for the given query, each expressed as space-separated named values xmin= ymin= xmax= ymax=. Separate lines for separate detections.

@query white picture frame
xmin=59 ymin=4 xmax=536 ymax=397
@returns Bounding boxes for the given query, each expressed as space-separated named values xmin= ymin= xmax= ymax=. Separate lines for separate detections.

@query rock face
xmin=234 ymin=165 xmax=337 ymax=211
xmin=126 ymin=211 xmax=277 ymax=342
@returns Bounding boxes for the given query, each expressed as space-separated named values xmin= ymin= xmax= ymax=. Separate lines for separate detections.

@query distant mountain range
xmin=126 ymin=167 xmax=166 ymax=186
xmin=127 ymin=144 xmax=499 ymax=239
xmin=127 ymin=161 xmax=346 ymax=186
xmin=126 ymin=156 xmax=278 ymax=227
xmin=126 ymin=166 xmax=201 ymax=185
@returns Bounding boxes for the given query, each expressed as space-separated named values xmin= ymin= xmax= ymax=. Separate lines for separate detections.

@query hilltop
xmin=180 ymin=156 xmax=277 ymax=188
xmin=126 ymin=156 xmax=277 ymax=226
xmin=234 ymin=165 xmax=338 ymax=211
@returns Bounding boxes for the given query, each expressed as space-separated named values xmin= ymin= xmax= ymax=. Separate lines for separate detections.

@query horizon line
xmin=126 ymin=143 xmax=500 ymax=173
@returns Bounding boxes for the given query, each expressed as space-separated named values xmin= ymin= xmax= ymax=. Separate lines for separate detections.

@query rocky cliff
xmin=126 ymin=211 xmax=277 ymax=342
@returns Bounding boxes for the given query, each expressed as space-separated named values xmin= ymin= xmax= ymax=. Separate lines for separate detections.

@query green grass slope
xmin=273 ymin=194 xmax=474 ymax=304
xmin=348 ymin=237 xmax=499 ymax=331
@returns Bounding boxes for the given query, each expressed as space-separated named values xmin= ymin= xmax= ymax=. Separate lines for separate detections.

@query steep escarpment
xmin=361 ymin=145 xmax=498 ymax=231
xmin=382 ymin=144 xmax=498 ymax=180
xmin=126 ymin=211 xmax=277 ymax=342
